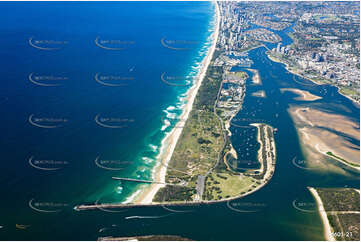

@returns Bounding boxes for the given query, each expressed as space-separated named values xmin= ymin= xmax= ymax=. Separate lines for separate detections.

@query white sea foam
xmin=166 ymin=106 xmax=176 ymax=111
xmin=141 ymin=157 xmax=154 ymax=164
xmin=122 ymin=189 xmax=142 ymax=204
xmin=161 ymin=119 xmax=171 ymax=131
xmin=176 ymin=102 xmax=186 ymax=109
xmin=149 ymin=144 xmax=158 ymax=152
xmin=164 ymin=110 xmax=176 ymax=119
xmin=116 ymin=186 xmax=123 ymax=194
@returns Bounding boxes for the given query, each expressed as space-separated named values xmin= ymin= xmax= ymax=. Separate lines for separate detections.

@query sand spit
xmin=280 ymin=88 xmax=322 ymax=101
xmin=252 ymin=90 xmax=266 ymax=98
xmin=308 ymin=187 xmax=336 ymax=241
xmin=289 ymin=106 xmax=360 ymax=171
xmin=247 ymin=68 xmax=262 ymax=85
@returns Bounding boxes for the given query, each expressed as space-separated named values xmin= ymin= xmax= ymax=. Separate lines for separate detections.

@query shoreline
xmin=308 ymin=187 xmax=335 ymax=241
xmin=266 ymin=53 xmax=360 ymax=106
xmin=75 ymin=123 xmax=277 ymax=210
xmin=250 ymin=123 xmax=276 ymax=177
xmin=132 ymin=1 xmax=221 ymax=204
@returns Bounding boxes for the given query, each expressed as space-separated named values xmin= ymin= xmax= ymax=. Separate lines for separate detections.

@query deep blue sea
xmin=0 ymin=1 xmax=216 ymax=239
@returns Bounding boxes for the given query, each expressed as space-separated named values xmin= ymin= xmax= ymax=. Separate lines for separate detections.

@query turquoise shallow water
xmin=0 ymin=2 xmax=359 ymax=240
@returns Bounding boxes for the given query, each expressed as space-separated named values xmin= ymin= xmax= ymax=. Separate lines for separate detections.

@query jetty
xmin=111 ymin=177 xmax=187 ymax=186
xmin=112 ymin=177 xmax=165 ymax=184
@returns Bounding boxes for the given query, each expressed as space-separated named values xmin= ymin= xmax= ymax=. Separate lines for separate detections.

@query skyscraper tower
xmin=276 ymin=43 xmax=281 ymax=53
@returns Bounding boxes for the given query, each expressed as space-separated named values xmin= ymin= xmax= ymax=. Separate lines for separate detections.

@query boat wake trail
xmin=161 ymin=205 xmax=194 ymax=213
xmin=125 ymin=214 xmax=171 ymax=220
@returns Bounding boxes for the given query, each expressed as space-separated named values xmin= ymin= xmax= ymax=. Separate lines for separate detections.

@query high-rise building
xmin=276 ymin=43 xmax=281 ymax=52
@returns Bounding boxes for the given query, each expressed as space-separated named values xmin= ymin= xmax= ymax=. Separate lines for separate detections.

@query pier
xmin=112 ymin=177 xmax=165 ymax=184
xmin=111 ymin=177 xmax=187 ymax=186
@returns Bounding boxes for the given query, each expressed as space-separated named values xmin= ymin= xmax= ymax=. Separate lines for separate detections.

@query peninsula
xmin=74 ymin=1 xmax=277 ymax=211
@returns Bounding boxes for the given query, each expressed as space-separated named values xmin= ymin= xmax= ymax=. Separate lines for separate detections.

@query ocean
xmin=0 ymin=2 xmax=359 ymax=241
xmin=0 ymin=1 xmax=216 ymax=240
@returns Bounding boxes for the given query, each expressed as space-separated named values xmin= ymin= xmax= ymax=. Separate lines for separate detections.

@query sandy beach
xmin=132 ymin=1 xmax=221 ymax=204
xmin=252 ymin=90 xmax=266 ymax=98
xmin=247 ymin=68 xmax=262 ymax=85
xmin=280 ymin=88 xmax=322 ymax=101
xmin=250 ymin=123 xmax=276 ymax=177
xmin=308 ymin=187 xmax=335 ymax=241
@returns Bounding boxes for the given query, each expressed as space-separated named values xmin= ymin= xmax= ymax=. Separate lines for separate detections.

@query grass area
xmin=154 ymin=46 xmax=275 ymax=202
xmin=326 ymin=151 xmax=360 ymax=167
xmin=314 ymin=14 xmax=341 ymax=22
xmin=167 ymin=111 xmax=223 ymax=176
xmin=232 ymin=71 xmax=248 ymax=79
xmin=154 ymin=56 xmax=225 ymax=202
xmin=204 ymin=172 xmax=256 ymax=200
xmin=340 ymin=86 xmax=359 ymax=102
xmin=340 ymin=87 xmax=358 ymax=96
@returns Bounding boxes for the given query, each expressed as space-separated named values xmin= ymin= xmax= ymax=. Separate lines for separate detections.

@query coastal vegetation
xmin=326 ymin=151 xmax=360 ymax=168
xmin=154 ymin=49 xmax=277 ymax=202
xmin=313 ymin=188 xmax=360 ymax=241
xmin=154 ymin=55 xmax=226 ymax=202
xmin=316 ymin=188 xmax=360 ymax=212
